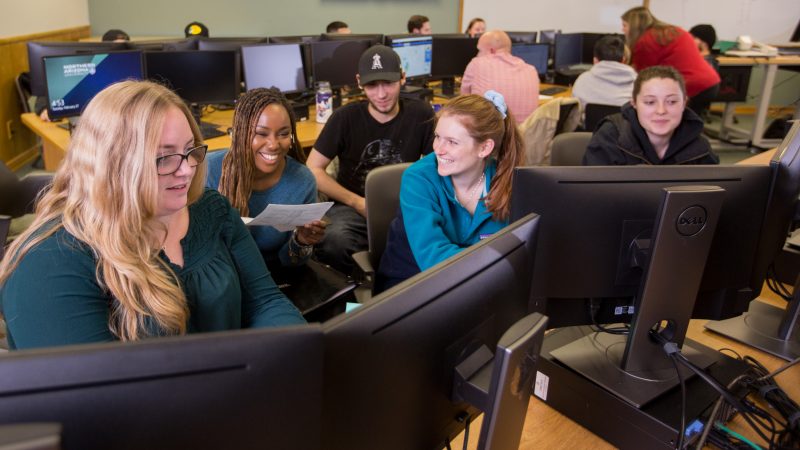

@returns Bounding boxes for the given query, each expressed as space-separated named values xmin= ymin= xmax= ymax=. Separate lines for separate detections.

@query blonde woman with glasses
xmin=0 ymin=80 xmax=304 ymax=350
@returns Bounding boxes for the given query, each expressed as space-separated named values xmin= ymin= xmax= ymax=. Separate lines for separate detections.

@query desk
xmin=20 ymin=108 xmax=324 ymax=172
xmin=717 ymin=55 xmax=800 ymax=149
xmin=449 ymin=290 xmax=799 ymax=449
xmin=20 ymin=85 xmax=570 ymax=172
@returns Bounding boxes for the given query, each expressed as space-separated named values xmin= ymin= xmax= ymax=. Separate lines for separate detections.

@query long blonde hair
xmin=0 ymin=80 xmax=206 ymax=341
xmin=622 ymin=6 xmax=679 ymax=51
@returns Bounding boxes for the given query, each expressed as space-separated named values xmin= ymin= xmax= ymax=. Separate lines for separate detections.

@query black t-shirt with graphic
xmin=314 ymin=99 xmax=435 ymax=197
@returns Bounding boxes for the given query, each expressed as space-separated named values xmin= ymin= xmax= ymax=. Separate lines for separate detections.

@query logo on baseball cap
xmin=358 ymin=45 xmax=403 ymax=84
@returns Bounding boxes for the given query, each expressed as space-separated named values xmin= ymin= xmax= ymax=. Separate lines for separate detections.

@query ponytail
xmin=485 ymin=111 xmax=525 ymax=221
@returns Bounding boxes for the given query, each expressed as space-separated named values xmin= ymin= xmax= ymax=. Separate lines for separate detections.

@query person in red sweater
xmin=621 ymin=6 xmax=720 ymax=117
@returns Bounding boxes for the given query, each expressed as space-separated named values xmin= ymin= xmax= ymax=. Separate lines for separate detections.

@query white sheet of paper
xmin=244 ymin=202 xmax=333 ymax=231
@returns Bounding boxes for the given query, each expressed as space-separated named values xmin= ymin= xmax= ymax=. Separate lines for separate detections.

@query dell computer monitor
xmin=511 ymin=165 xmax=779 ymax=408
xmin=506 ymin=31 xmax=539 ymax=45
xmin=430 ymin=34 xmax=479 ymax=78
xmin=320 ymin=33 xmax=383 ymax=46
xmin=511 ymin=43 xmax=549 ymax=76
xmin=27 ymin=41 xmax=126 ymax=97
xmin=144 ymin=50 xmax=240 ymax=105
xmin=0 ymin=325 xmax=324 ymax=450
xmin=385 ymin=34 xmax=433 ymax=80
xmin=323 ymin=214 xmax=542 ymax=450
xmin=309 ymin=39 xmax=371 ymax=88
xmin=512 ymin=165 xmax=773 ymax=328
xmin=242 ymin=43 xmax=307 ymax=93
xmin=43 ymin=51 xmax=144 ymax=120
xmin=553 ymin=32 xmax=583 ymax=69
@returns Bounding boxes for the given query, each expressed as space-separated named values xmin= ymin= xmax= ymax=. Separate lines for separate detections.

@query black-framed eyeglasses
xmin=156 ymin=144 xmax=208 ymax=176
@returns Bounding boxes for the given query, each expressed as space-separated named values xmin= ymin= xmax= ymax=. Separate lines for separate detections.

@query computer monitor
xmin=511 ymin=43 xmax=549 ymax=76
xmin=0 ymin=325 xmax=324 ymax=450
xmin=268 ymin=35 xmax=320 ymax=44
xmin=242 ymin=43 xmax=307 ymax=93
xmin=126 ymin=38 xmax=199 ymax=52
xmin=553 ymin=32 xmax=582 ymax=69
xmin=26 ymin=41 xmax=127 ymax=97
xmin=197 ymin=37 xmax=268 ymax=52
xmin=538 ymin=29 xmax=560 ymax=44
xmin=323 ymin=214 xmax=545 ymax=450
xmin=144 ymin=50 xmax=240 ymax=105
xmin=506 ymin=31 xmax=539 ymax=45
xmin=43 ymin=51 xmax=144 ymax=120
xmin=309 ymin=39 xmax=371 ymax=88
xmin=320 ymin=33 xmax=383 ymax=46
xmin=706 ymin=121 xmax=800 ymax=361
xmin=512 ymin=162 xmax=787 ymax=403
xmin=385 ymin=34 xmax=433 ymax=80
xmin=430 ymin=34 xmax=479 ymax=78
xmin=580 ymin=32 xmax=608 ymax=62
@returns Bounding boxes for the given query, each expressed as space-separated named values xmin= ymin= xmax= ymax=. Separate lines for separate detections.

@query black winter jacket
xmin=582 ymin=103 xmax=719 ymax=166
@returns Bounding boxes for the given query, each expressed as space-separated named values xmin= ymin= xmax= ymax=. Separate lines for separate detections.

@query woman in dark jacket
xmin=583 ymin=65 xmax=719 ymax=166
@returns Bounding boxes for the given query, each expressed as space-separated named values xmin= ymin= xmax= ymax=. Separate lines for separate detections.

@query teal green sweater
xmin=0 ymin=189 xmax=305 ymax=350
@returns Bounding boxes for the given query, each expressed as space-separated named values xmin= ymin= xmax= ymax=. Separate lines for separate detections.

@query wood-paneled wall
xmin=0 ymin=26 xmax=90 ymax=170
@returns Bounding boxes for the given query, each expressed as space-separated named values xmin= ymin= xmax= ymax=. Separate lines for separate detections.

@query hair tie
xmin=483 ymin=90 xmax=507 ymax=119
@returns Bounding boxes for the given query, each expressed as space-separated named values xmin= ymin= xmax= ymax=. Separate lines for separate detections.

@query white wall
xmin=463 ymin=0 xmax=799 ymax=42
xmin=2 ymin=0 xmax=89 ymax=39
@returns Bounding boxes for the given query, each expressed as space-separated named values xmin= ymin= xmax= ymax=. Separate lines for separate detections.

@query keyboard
xmin=540 ymin=86 xmax=567 ymax=96
xmin=199 ymin=121 xmax=226 ymax=140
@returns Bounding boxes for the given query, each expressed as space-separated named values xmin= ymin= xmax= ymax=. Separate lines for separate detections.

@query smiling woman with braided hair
xmin=206 ymin=87 xmax=326 ymax=269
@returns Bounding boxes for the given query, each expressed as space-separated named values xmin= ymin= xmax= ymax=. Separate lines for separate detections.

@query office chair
xmin=0 ymin=161 xmax=53 ymax=260
xmin=352 ymin=162 xmax=412 ymax=301
xmin=551 ymin=132 xmax=592 ymax=166
xmin=519 ymin=97 xmax=580 ymax=165
xmin=583 ymin=103 xmax=620 ymax=132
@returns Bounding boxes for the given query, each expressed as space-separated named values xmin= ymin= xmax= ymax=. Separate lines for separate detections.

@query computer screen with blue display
xmin=387 ymin=35 xmax=432 ymax=79
xmin=242 ymin=43 xmax=307 ymax=93
xmin=511 ymin=43 xmax=549 ymax=76
xmin=43 ymin=51 xmax=144 ymax=120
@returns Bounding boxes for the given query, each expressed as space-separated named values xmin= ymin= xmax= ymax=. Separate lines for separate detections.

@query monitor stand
xmin=704 ymin=277 xmax=800 ymax=361
xmin=536 ymin=186 xmax=752 ymax=448
xmin=549 ymin=185 xmax=728 ymax=393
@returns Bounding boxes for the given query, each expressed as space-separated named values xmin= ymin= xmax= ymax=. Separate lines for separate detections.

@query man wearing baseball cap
xmin=307 ymin=44 xmax=435 ymax=275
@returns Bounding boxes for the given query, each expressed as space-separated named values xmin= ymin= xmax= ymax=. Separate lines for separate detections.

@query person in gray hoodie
xmin=571 ymin=35 xmax=637 ymax=116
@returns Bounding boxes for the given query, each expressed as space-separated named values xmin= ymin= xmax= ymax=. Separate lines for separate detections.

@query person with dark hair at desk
xmin=326 ymin=21 xmax=351 ymax=34
xmin=376 ymin=91 xmax=525 ymax=292
xmin=622 ymin=6 xmax=720 ymax=117
xmin=0 ymin=80 xmax=304 ymax=350
xmin=206 ymin=88 xmax=325 ymax=269
xmin=571 ymin=35 xmax=637 ymax=113
xmin=305 ymin=45 xmax=435 ymax=275
xmin=408 ymin=15 xmax=431 ymax=34
xmin=583 ymin=66 xmax=719 ymax=166
xmin=465 ymin=18 xmax=486 ymax=37
xmin=690 ymin=24 xmax=720 ymax=73
xmin=461 ymin=30 xmax=539 ymax=124
xmin=101 ymin=29 xmax=130 ymax=42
